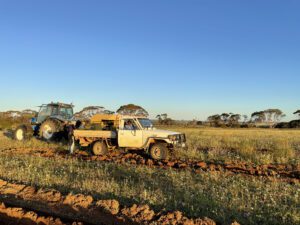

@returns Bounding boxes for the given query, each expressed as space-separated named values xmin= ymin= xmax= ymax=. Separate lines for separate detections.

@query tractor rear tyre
xmin=150 ymin=143 xmax=169 ymax=160
xmin=14 ymin=125 xmax=28 ymax=141
xmin=39 ymin=119 xmax=62 ymax=141
xmin=92 ymin=141 xmax=108 ymax=156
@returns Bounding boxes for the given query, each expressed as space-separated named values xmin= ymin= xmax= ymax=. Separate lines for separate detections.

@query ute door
xmin=118 ymin=119 xmax=143 ymax=148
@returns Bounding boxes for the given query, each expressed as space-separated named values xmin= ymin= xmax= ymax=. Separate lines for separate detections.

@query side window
xmin=52 ymin=107 xmax=59 ymax=116
xmin=124 ymin=119 xmax=138 ymax=130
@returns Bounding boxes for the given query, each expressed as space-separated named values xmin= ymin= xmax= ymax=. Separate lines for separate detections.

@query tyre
xmin=39 ymin=119 xmax=62 ymax=141
xmin=150 ymin=143 xmax=169 ymax=160
xmin=92 ymin=141 xmax=108 ymax=156
xmin=14 ymin=125 xmax=28 ymax=141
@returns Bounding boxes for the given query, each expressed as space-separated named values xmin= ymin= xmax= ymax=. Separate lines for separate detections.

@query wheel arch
xmin=145 ymin=138 xmax=169 ymax=151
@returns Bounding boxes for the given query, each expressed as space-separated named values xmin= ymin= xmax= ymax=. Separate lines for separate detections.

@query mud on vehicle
xmin=14 ymin=102 xmax=79 ymax=142
xmin=71 ymin=114 xmax=187 ymax=160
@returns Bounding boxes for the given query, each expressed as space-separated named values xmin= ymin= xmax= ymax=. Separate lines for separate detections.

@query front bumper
xmin=174 ymin=142 xmax=188 ymax=149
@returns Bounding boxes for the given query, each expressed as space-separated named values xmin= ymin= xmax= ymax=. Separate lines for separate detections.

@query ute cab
xmin=73 ymin=114 xmax=187 ymax=160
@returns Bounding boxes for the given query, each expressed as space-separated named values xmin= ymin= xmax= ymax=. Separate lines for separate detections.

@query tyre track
xmin=0 ymin=179 xmax=218 ymax=225
xmin=1 ymin=147 xmax=299 ymax=183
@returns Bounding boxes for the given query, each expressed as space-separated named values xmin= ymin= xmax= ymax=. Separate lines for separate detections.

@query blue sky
xmin=0 ymin=0 xmax=299 ymax=120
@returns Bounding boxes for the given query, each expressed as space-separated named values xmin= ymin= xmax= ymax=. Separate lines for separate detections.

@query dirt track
xmin=0 ymin=179 xmax=219 ymax=225
xmin=1 ymin=146 xmax=299 ymax=183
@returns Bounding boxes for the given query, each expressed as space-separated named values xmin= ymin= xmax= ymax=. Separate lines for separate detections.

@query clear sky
xmin=0 ymin=0 xmax=299 ymax=120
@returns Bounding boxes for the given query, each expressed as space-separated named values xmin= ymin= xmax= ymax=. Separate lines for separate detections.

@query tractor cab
xmin=36 ymin=103 xmax=74 ymax=123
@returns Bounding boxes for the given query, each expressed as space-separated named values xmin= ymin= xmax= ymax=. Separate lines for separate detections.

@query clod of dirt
xmin=196 ymin=162 xmax=207 ymax=169
xmin=18 ymin=186 xmax=36 ymax=200
xmin=96 ymin=199 xmax=120 ymax=215
xmin=231 ymin=221 xmax=241 ymax=225
xmin=1 ymin=183 xmax=26 ymax=195
xmin=121 ymin=204 xmax=155 ymax=223
xmin=63 ymin=193 xmax=93 ymax=209
xmin=154 ymin=211 xmax=216 ymax=225
xmin=36 ymin=188 xmax=62 ymax=203
xmin=0 ymin=180 xmax=8 ymax=188
xmin=0 ymin=202 xmax=67 ymax=225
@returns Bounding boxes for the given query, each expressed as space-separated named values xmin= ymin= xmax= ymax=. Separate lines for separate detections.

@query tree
xmin=207 ymin=114 xmax=222 ymax=127
xmin=161 ymin=113 xmax=168 ymax=120
xmin=117 ymin=104 xmax=149 ymax=117
xmin=220 ymin=113 xmax=230 ymax=123
xmin=156 ymin=114 xmax=162 ymax=122
xmin=251 ymin=111 xmax=266 ymax=123
xmin=294 ymin=110 xmax=300 ymax=118
xmin=156 ymin=113 xmax=173 ymax=125
xmin=228 ymin=114 xmax=241 ymax=127
xmin=264 ymin=109 xmax=283 ymax=123
xmin=242 ymin=115 xmax=248 ymax=123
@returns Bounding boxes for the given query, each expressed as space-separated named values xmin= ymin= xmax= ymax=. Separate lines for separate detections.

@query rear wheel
xmin=14 ymin=125 xmax=27 ymax=141
xmin=150 ymin=143 xmax=169 ymax=160
xmin=92 ymin=141 xmax=108 ymax=156
xmin=39 ymin=119 xmax=62 ymax=141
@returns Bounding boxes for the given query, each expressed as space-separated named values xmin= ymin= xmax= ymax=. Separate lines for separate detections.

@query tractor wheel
xmin=92 ymin=141 xmax=108 ymax=156
xmin=150 ymin=143 xmax=169 ymax=160
xmin=14 ymin=125 xmax=28 ymax=141
xmin=39 ymin=119 xmax=62 ymax=141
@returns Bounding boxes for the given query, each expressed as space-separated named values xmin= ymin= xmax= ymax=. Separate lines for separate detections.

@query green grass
xmin=0 ymin=128 xmax=300 ymax=224
xmin=0 ymin=153 xmax=298 ymax=225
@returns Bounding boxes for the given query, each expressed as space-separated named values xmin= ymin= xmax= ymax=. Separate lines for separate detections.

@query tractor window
xmin=59 ymin=107 xmax=73 ymax=119
xmin=37 ymin=105 xmax=52 ymax=123
xmin=52 ymin=107 xmax=59 ymax=116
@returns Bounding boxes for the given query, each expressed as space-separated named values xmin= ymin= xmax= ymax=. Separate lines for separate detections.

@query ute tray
xmin=73 ymin=130 xmax=117 ymax=139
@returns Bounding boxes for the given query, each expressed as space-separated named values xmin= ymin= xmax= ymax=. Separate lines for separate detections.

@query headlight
xmin=168 ymin=135 xmax=177 ymax=141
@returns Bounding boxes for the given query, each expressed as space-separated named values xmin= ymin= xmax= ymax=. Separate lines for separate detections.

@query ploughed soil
xmin=1 ymin=147 xmax=299 ymax=183
xmin=0 ymin=202 xmax=83 ymax=225
xmin=0 ymin=179 xmax=221 ymax=225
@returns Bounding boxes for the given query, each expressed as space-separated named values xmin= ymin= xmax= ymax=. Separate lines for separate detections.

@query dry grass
xmin=169 ymin=127 xmax=300 ymax=165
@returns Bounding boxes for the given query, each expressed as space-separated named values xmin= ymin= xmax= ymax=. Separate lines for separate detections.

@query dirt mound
xmin=0 ymin=202 xmax=82 ymax=225
xmin=0 ymin=179 xmax=224 ymax=225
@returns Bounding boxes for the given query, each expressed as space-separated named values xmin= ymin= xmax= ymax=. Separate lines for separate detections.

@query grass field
xmin=170 ymin=127 xmax=300 ymax=165
xmin=0 ymin=127 xmax=299 ymax=224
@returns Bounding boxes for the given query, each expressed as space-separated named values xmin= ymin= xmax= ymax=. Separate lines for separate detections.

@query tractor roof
xmin=39 ymin=102 xmax=74 ymax=108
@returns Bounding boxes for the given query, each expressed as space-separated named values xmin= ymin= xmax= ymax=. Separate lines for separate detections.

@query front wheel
xmin=150 ymin=143 xmax=169 ymax=160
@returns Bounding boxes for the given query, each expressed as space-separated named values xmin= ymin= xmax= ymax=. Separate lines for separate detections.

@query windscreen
xmin=138 ymin=118 xmax=153 ymax=128
xmin=59 ymin=107 xmax=73 ymax=119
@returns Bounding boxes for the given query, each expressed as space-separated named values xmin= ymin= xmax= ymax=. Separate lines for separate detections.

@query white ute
xmin=72 ymin=114 xmax=187 ymax=160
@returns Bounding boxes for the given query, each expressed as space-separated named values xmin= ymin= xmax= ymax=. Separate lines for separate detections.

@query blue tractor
xmin=14 ymin=102 xmax=78 ymax=141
